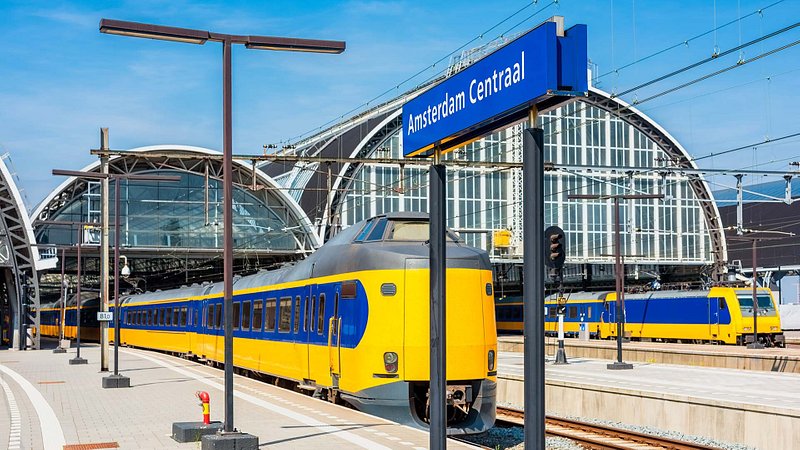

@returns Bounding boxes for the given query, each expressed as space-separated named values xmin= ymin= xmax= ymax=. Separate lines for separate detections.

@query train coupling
xmin=446 ymin=385 xmax=473 ymax=415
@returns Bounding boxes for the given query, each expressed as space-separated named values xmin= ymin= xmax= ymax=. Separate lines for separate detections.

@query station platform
xmin=497 ymin=352 xmax=800 ymax=450
xmin=0 ymin=343 xmax=478 ymax=450
xmin=499 ymin=334 xmax=800 ymax=373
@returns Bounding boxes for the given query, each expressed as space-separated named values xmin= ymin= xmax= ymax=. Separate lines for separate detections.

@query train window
xmin=341 ymin=281 xmax=357 ymax=299
xmin=173 ymin=308 xmax=179 ymax=327
xmin=206 ymin=305 xmax=212 ymax=328
xmin=310 ymin=296 xmax=316 ymax=332
xmin=278 ymin=297 xmax=292 ymax=332
xmin=293 ymin=296 xmax=300 ymax=333
xmin=242 ymin=301 xmax=251 ymax=330
xmin=193 ymin=308 xmax=198 ymax=327
xmin=253 ymin=300 xmax=263 ymax=331
xmin=233 ymin=302 xmax=241 ymax=330
xmin=303 ymin=296 xmax=309 ymax=331
xmin=265 ymin=299 xmax=276 ymax=331
xmin=365 ymin=218 xmax=388 ymax=241
xmin=180 ymin=307 xmax=187 ymax=327
xmin=332 ymin=293 xmax=339 ymax=337
xmin=354 ymin=219 xmax=376 ymax=241
xmin=719 ymin=298 xmax=726 ymax=309
xmin=547 ymin=307 xmax=556 ymax=319
xmin=136 ymin=311 xmax=141 ymax=325
xmin=317 ymin=294 xmax=326 ymax=334
xmin=159 ymin=309 xmax=165 ymax=326
xmin=166 ymin=308 xmax=173 ymax=326
xmin=215 ymin=303 xmax=222 ymax=329
xmin=568 ymin=306 xmax=578 ymax=319
xmin=587 ymin=306 xmax=592 ymax=319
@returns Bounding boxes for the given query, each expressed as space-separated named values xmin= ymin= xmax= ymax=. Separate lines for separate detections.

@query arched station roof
xmin=264 ymin=87 xmax=728 ymax=272
xmin=31 ymin=145 xmax=320 ymax=293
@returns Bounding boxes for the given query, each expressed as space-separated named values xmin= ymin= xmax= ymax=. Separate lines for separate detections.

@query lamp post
xmin=39 ymin=221 xmax=96 ymax=365
xmin=98 ymin=19 xmax=344 ymax=439
xmin=53 ymin=248 xmax=67 ymax=353
xmin=52 ymin=169 xmax=180 ymax=386
xmin=569 ymin=193 xmax=663 ymax=369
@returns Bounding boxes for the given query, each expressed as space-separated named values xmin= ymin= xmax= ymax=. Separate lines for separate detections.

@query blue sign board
xmin=402 ymin=20 xmax=587 ymax=157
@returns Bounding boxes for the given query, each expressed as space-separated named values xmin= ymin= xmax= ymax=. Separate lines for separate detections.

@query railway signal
xmin=544 ymin=226 xmax=566 ymax=270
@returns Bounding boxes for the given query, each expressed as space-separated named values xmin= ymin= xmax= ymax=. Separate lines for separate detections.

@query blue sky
xmin=2 ymin=1 xmax=799 ymax=297
xmin=2 ymin=0 xmax=799 ymax=205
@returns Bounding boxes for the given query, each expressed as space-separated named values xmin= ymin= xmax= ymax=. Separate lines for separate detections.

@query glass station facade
xmin=36 ymin=170 xmax=299 ymax=252
xmin=339 ymin=99 xmax=712 ymax=266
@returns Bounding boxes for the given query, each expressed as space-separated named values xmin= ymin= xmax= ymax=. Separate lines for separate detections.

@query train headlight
xmin=488 ymin=350 xmax=496 ymax=371
xmin=384 ymin=352 xmax=398 ymax=373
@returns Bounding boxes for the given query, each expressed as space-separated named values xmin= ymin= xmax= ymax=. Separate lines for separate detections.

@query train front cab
xmin=341 ymin=260 xmax=497 ymax=435
xmin=717 ymin=287 xmax=784 ymax=347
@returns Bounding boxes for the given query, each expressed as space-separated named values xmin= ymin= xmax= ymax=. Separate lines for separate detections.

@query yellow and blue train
xmin=496 ymin=287 xmax=785 ymax=347
xmin=41 ymin=213 xmax=498 ymax=434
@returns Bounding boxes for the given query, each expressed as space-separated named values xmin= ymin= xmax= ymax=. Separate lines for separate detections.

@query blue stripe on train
xmin=115 ymin=280 xmax=369 ymax=349
xmin=496 ymin=296 xmax=732 ymax=325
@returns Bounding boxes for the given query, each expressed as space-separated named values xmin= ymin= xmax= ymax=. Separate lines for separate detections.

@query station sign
xmin=97 ymin=311 xmax=113 ymax=322
xmin=402 ymin=20 xmax=587 ymax=157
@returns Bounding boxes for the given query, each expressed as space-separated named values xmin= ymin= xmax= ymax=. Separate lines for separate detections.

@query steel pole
xmin=100 ymin=130 xmax=110 ymax=371
xmin=70 ymin=234 xmax=87 ymax=365
xmin=523 ymin=125 xmax=545 ymax=449
xmin=615 ymin=197 xmax=622 ymax=362
xmin=429 ymin=152 xmax=446 ymax=450
xmin=608 ymin=197 xmax=633 ymax=369
xmin=222 ymin=37 xmax=235 ymax=433
xmin=748 ymin=239 xmax=764 ymax=349
xmin=76 ymin=239 xmax=82 ymax=357
xmin=113 ymin=178 xmax=120 ymax=375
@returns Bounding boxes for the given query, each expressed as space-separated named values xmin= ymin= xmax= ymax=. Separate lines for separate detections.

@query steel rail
xmin=496 ymin=407 xmax=722 ymax=450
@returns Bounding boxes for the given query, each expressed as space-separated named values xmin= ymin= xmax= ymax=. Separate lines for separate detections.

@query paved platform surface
xmin=498 ymin=352 xmax=800 ymax=412
xmin=497 ymin=351 xmax=800 ymax=449
xmin=0 ymin=344 xmax=477 ymax=450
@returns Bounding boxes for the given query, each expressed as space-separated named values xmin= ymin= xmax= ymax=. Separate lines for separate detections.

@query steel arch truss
xmin=0 ymin=156 xmax=41 ymax=349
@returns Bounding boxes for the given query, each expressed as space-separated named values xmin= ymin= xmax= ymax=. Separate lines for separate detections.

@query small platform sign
xmin=97 ymin=311 xmax=113 ymax=322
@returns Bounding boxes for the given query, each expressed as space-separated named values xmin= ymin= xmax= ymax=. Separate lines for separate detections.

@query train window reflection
xmin=265 ymin=299 xmax=276 ymax=331
xmin=355 ymin=219 xmax=375 ymax=241
xmin=253 ymin=300 xmax=263 ymax=331
xmin=294 ymin=296 xmax=300 ymax=333
xmin=242 ymin=301 xmax=251 ymax=330
xmin=317 ymin=294 xmax=326 ymax=334
xmin=568 ymin=306 xmax=578 ymax=319
xmin=303 ymin=296 xmax=309 ymax=331
xmin=366 ymin=219 xmax=388 ymax=241
xmin=279 ymin=297 xmax=292 ymax=332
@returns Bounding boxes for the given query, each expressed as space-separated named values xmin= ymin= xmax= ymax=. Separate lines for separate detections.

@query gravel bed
xmin=460 ymin=425 xmax=583 ymax=450
xmin=557 ymin=414 xmax=756 ymax=450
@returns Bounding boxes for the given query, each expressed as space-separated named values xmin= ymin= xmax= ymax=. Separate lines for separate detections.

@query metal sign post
xmin=399 ymin=18 xmax=587 ymax=448
xmin=429 ymin=149 xmax=447 ymax=450
xmin=523 ymin=121 xmax=545 ymax=449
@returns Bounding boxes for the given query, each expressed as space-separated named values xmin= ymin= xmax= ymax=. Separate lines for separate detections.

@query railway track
xmin=496 ymin=407 xmax=721 ymax=450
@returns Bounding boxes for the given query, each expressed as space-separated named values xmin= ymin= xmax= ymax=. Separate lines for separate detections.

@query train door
xmin=328 ymin=287 xmax=341 ymax=388
xmin=307 ymin=285 xmax=331 ymax=386
xmin=708 ymin=297 xmax=721 ymax=343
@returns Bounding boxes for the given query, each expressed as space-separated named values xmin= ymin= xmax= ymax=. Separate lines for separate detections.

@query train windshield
xmin=387 ymin=221 xmax=459 ymax=242
xmin=736 ymin=292 xmax=776 ymax=317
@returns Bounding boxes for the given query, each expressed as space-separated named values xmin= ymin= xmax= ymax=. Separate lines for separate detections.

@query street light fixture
xmin=52 ymin=169 xmax=180 ymax=387
xmin=99 ymin=18 xmax=344 ymax=441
